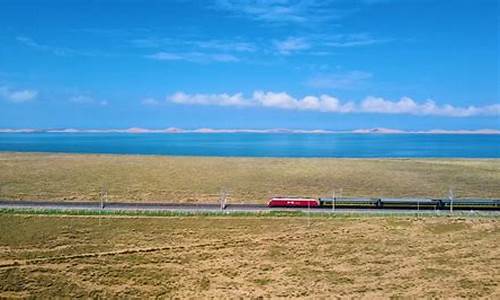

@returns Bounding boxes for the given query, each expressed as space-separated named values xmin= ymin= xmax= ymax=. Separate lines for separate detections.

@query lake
xmin=0 ymin=133 xmax=499 ymax=158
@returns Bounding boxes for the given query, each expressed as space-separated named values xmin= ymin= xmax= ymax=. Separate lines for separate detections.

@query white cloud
xmin=274 ymin=37 xmax=310 ymax=55
xmin=361 ymin=96 xmax=417 ymax=114
xmin=252 ymin=91 xmax=355 ymax=112
xmin=146 ymin=52 xmax=239 ymax=63
xmin=306 ymin=71 xmax=372 ymax=89
xmin=360 ymin=97 xmax=500 ymax=117
xmin=170 ymin=92 xmax=249 ymax=106
xmin=0 ymin=86 xmax=38 ymax=103
xmin=253 ymin=91 xmax=297 ymax=109
xmin=168 ymin=91 xmax=354 ymax=113
xmin=317 ymin=95 xmax=356 ymax=113
xmin=167 ymin=90 xmax=500 ymax=117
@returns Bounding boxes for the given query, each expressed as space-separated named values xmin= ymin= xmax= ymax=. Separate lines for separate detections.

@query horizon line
xmin=1 ymin=127 xmax=500 ymax=135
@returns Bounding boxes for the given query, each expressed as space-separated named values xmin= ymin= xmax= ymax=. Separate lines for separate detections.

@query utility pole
xmin=100 ymin=187 xmax=103 ymax=209
xmin=100 ymin=186 xmax=107 ymax=210
xmin=220 ymin=188 xmax=227 ymax=211
xmin=332 ymin=189 xmax=336 ymax=212
xmin=98 ymin=186 xmax=107 ymax=227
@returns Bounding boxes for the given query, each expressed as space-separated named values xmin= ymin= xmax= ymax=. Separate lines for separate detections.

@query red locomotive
xmin=267 ymin=197 xmax=319 ymax=208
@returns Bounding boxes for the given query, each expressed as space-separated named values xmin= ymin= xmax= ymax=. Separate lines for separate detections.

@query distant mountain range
xmin=1 ymin=127 xmax=499 ymax=134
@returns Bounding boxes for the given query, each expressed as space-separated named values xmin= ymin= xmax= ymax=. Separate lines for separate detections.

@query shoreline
xmin=1 ymin=150 xmax=500 ymax=160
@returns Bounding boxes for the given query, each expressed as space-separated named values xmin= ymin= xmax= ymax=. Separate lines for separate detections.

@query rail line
xmin=0 ymin=198 xmax=499 ymax=215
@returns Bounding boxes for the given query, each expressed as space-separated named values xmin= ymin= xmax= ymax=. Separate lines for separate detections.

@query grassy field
xmin=0 ymin=213 xmax=498 ymax=298
xmin=0 ymin=152 xmax=499 ymax=203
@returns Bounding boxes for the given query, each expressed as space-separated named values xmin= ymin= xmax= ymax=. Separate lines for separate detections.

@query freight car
xmin=267 ymin=197 xmax=319 ymax=208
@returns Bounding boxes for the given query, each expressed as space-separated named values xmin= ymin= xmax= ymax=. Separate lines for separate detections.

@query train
xmin=267 ymin=197 xmax=319 ymax=208
xmin=267 ymin=196 xmax=500 ymax=210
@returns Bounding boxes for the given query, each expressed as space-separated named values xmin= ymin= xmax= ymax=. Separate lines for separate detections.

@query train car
xmin=319 ymin=197 xmax=380 ymax=208
xmin=267 ymin=197 xmax=319 ymax=208
xmin=440 ymin=199 xmax=500 ymax=210
xmin=319 ymin=197 xmax=444 ymax=209
xmin=377 ymin=198 xmax=441 ymax=209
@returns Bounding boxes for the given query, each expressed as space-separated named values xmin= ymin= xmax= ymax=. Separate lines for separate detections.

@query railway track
xmin=0 ymin=198 xmax=499 ymax=214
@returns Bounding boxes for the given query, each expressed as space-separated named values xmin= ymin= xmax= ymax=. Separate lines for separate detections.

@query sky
xmin=0 ymin=0 xmax=498 ymax=130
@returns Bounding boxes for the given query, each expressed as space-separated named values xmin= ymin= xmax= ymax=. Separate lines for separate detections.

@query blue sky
xmin=0 ymin=0 xmax=498 ymax=130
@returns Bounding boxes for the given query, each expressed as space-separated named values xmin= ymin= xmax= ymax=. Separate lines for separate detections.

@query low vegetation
xmin=0 ymin=152 xmax=499 ymax=203
xmin=0 ymin=214 xmax=498 ymax=298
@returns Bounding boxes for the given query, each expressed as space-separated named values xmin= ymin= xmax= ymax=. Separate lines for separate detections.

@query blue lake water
xmin=0 ymin=133 xmax=499 ymax=158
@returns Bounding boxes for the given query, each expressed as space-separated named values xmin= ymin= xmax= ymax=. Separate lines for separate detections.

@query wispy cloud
xmin=306 ymin=71 xmax=373 ymax=89
xmin=273 ymin=33 xmax=391 ymax=56
xmin=274 ymin=37 xmax=310 ymax=55
xmin=0 ymin=86 xmax=38 ymax=103
xmin=17 ymin=34 xmax=248 ymax=64
xmin=211 ymin=0 xmax=401 ymax=25
xmin=195 ymin=40 xmax=257 ymax=52
xmin=212 ymin=0 xmax=348 ymax=24
xmin=324 ymin=33 xmax=390 ymax=47
xmin=146 ymin=52 xmax=239 ymax=63
xmin=131 ymin=37 xmax=257 ymax=52
xmin=168 ymin=91 xmax=500 ymax=117
xmin=16 ymin=36 xmax=97 ymax=57
xmin=132 ymin=32 xmax=388 ymax=60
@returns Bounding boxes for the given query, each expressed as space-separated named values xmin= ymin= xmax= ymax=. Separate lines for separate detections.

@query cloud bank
xmin=167 ymin=91 xmax=500 ymax=117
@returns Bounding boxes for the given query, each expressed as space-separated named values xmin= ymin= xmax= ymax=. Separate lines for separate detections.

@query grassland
xmin=1 ymin=152 xmax=499 ymax=203
xmin=0 ymin=213 xmax=498 ymax=298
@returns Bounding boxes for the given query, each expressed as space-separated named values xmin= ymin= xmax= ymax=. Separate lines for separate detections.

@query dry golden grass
xmin=0 ymin=152 xmax=499 ymax=203
xmin=0 ymin=214 xmax=498 ymax=298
